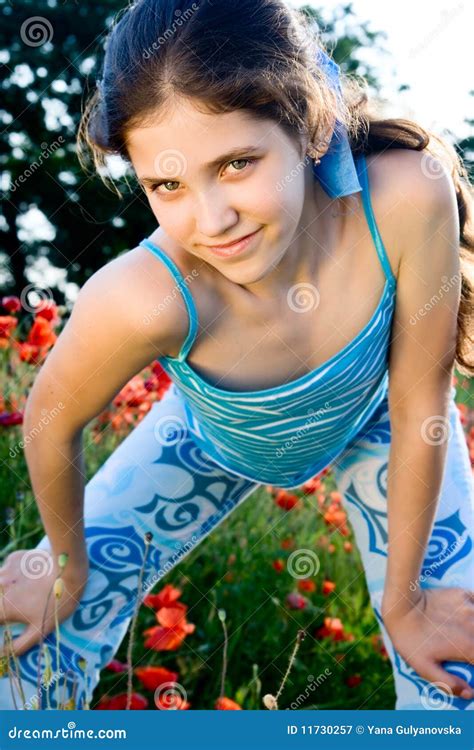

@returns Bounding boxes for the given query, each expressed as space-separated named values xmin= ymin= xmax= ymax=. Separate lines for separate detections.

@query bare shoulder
xmin=84 ymin=238 xmax=189 ymax=357
xmin=364 ymin=148 xmax=458 ymax=276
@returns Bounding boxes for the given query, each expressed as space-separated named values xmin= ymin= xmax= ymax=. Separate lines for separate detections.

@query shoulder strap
xmin=354 ymin=155 xmax=396 ymax=286
xmin=139 ymin=237 xmax=198 ymax=361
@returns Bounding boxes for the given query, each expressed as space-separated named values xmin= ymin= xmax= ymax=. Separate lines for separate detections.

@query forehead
xmin=125 ymin=98 xmax=290 ymax=169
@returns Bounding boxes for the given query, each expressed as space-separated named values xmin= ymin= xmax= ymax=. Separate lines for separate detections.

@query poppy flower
xmin=143 ymin=603 xmax=195 ymax=652
xmin=0 ymin=411 xmax=23 ymax=426
xmin=343 ymin=541 xmax=353 ymax=553
xmin=297 ymin=579 xmax=316 ymax=593
xmin=346 ymin=674 xmax=363 ymax=688
xmin=301 ymin=476 xmax=322 ymax=495
xmin=27 ymin=316 xmax=57 ymax=347
xmin=274 ymin=490 xmax=301 ymax=511
xmin=215 ymin=696 xmax=242 ymax=710
xmin=94 ymin=692 xmax=148 ymax=710
xmin=0 ymin=315 xmax=17 ymax=338
xmin=135 ymin=666 xmax=179 ymax=691
xmin=280 ymin=537 xmax=294 ymax=550
xmin=105 ymin=659 xmax=128 ymax=673
xmin=286 ymin=592 xmax=308 ymax=610
xmin=144 ymin=584 xmax=182 ymax=610
xmin=155 ymin=692 xmax=190 ymax=710
xmin=1 ymin=297 xmax=21 ymax=313
xmin=272 ymin=558 xmax=285 ymax=573
xmin=322 ymin=580 xmax=336 ymax=595
xmin=35 ymin=300 xmax=59 ymax=323
xmin=315 ymin=617 xmax=353 ymax=642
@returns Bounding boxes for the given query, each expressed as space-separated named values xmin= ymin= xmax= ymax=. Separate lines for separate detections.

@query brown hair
xmin=77 ymin=0 xmax=474 ymax=376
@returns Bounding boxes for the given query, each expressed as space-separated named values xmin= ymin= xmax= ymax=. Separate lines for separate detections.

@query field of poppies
xmin=1 ymin=297 xmax=473 ymax=710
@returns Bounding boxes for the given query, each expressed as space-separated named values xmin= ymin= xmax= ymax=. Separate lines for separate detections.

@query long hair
xmin=77 ymin=0 xmax=474 ymax=376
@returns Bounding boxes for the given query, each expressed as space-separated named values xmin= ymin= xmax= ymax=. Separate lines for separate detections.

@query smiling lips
xmin=204 ymin=227 xmax=263 ymax=257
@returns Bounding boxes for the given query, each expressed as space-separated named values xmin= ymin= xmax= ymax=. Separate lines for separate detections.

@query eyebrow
xmin=138 ymin=145 xmax=263 ymax=186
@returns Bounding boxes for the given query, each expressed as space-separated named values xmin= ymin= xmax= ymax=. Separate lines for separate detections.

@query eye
xmin=148 ymin=157 xmax=256 ymax=196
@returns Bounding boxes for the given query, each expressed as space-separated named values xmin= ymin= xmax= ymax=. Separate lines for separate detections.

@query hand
xmin=0 ymin=549 xmax=89 ymax=658
xmin=382 ymin=586 xmax=474 ymax=701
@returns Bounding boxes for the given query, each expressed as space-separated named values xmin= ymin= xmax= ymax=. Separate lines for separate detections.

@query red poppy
xmin=274 ymin=490 xmax=301 ymax=511
xmin=215 ymin=696 xmax=242 ymax=710
xmin=105 ymin=659 xmax=128 ymax=673
xmin=155 ymin=693 xmax=190 ymax=710
xmin=135 ymin=666 xmax=179 ymax=691
xmin=315 ymin=617 xmax=353 ymax=642
xmin=280 ymin=537 xmax=294 ymax=550
xmin=0 ymin=315 xmax=18 ymax=338
xmin=322 ymin=580 xmax=336 ymax=595
xmin=0 ymin=411 xmax=23 ymax=426
xmin=343 ymin=541 xmax=353 ymax=553
xmin=301 ymin=476 xmax=322 ymax=495
xmin=1 ymin=296 xmax=21 ymax=313
xmin=297 ymin=579 xmax=316 ymax=593
xmin=35 ymin=300 xmax=59 ymax=323
xmin=143 ymin=584 xmax=182 ymax=610
xmin=272 ymin=558 xmax=285 ymax=573
xmin=346 ymin=674 xmax=363 ymax=688
xmin=27 ymin=317 xmax=57 ymax=348
xmin=143 ymin=603 xmax=195 ymax=651
xmin=94 ymin=692 xmax=148 ymax=710
xmin=286 ymin=592 xmax=308 ymax=610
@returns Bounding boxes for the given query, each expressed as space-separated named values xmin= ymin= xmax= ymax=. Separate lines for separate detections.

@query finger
xmin=427 ymin=662 xmax=474 ymax=701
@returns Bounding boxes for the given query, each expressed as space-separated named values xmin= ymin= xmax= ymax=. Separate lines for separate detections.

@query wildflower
xmin=280 ymin=537 xmax=294 ymax=550
xmin=143 ymin=584 xmax=182 ymax=610
xmin=1 ymin=296 xmax=21 ymax=313
xmin=0 ymin=316 xmax=18 ymax=338
xmin=94 ymin=692 xmax=148 ymax=710
xmin=135 ymin=666 xmax=178 ymax=691
xmin=215 ymin=696 xmax=242 ymax=710
xmin=105 ymin=659 xmax=128 ymax=673
xmin=343 ymin=541 xmax=353 ymax=553
xmin=322 ymin=580 xmax=336 ymax=596
xmin=274 ymin=490 xmax=301 ymax=511
xmin=314 ymin=617 xmax=353 ymax=642
xmin=297 ymin=579 xmax=316 ymax=593
xmin=301 ymin=476 xmax=322 ymax=495
xmin=272 ymin=559 xmax=285 ymax=573
xmin=143 ymin=603 xmax=195 ymax=651
xmin=328 ymin=543 xmax=336 ymax=554
xmin=346 ymin=674 xmax=363 ymax=688
xmin=286 ymin=592 xmax=308 ymax=610
xmin=0 ymin=411 xmax=23 ymax=426
xmin=156 ymin=692 xmax=190 ymax=710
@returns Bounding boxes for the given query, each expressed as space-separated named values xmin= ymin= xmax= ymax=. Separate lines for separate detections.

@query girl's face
xmin=126 ymin=97 xmax=318 ymax=286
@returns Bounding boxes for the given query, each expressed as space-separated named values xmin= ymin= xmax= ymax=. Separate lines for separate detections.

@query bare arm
xmin=21 ymin=249 xmax=180 ymax=574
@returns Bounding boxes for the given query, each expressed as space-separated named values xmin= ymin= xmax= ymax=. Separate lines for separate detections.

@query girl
xmin=1 ymin=0 xmax=473 ymax=711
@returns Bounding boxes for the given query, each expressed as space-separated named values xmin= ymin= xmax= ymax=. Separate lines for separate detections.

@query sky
xmin=289 ymin=0 xmax=473 ymax=141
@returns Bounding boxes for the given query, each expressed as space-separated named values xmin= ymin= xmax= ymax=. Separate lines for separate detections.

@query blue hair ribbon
xmin=312 ymin=49 xmax=362 ymax=198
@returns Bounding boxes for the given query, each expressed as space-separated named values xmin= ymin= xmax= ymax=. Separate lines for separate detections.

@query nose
xmin=194 ymin=186 xmax=239 ymax=240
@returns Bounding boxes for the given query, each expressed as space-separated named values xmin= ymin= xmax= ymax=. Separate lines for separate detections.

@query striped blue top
xmin=139 ymin=154 xmax=397 ymax=489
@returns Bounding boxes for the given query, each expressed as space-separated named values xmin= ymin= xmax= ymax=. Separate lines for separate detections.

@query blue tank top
xmin=139 ymin=154 xmax=397 ymax=489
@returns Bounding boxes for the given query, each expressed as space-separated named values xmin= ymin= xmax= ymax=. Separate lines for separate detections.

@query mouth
xmin=203 ymin=227 xmax=263 ymax=258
